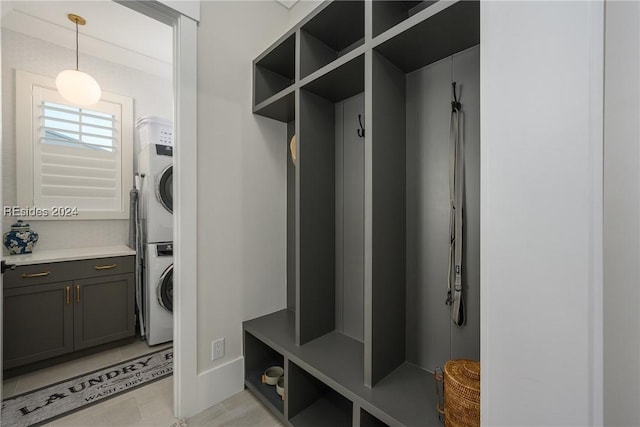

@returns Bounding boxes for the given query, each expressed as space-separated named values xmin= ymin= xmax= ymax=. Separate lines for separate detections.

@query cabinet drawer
xmin=4 ymin=256 xmax=135 ymax=289
xmin=72 ymin=256 xmax=135 ymax=279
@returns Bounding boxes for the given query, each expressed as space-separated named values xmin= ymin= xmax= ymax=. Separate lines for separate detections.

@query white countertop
xmin=4 ymin=245 xmax=136 ymax=266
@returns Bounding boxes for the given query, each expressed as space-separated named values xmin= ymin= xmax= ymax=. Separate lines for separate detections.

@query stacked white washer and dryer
xmin=136 ymin=116 xmax=174 ymax=346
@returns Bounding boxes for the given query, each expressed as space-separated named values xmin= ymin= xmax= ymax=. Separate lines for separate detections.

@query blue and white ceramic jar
xmin=4 ymin=220 xmax=39 ymax=255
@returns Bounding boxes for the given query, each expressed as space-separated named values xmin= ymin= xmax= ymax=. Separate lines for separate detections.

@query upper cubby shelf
xmin=300 ymin=1 xmax=365 ymax=79
xmin=254 ymin=33 xmax=296 ymax=106
xmin=372 ymin=1 xmax=437 ymax=38
xmin=373 ymin=0 xmax=479 ymax=73
xmin=302 ymin=54 xmax=364 ymax=103
xmin=253 ymin=86 xmax=295 ymax=123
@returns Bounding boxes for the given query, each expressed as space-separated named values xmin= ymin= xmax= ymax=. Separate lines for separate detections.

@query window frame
xmin=16 ymin=70 xmax=133 ymax=220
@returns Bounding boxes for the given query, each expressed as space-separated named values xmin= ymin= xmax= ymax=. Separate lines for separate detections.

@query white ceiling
xmin=1 ymin=1 xmax=173 ymax=78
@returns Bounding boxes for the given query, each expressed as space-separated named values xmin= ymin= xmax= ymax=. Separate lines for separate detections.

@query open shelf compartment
xmin=244 ymin=310 xmax=365 ymax=396
xmin=254 ymin=33 xmax=296 ymax=106
xmin=372 ymin=1 xmax=437 ymax=37
xmin=360 ymin=408 xmax=389 ymax=427
xmin=373 ymin=0 xmax=480 ymax=73
xmin=297 ymin=54 xmax=365 ymax=345
xmin=243 ymin=331 xmax=285 ymax=415
xmin=253 ymin=87 xmax=295 ymax=123
xmin=300 ymin=1 xmax=364 ymax=79
xmin=365 ymin=0 xmax=480 ymax=388
xmin=288 ymin=360 xmax=353 ymax=427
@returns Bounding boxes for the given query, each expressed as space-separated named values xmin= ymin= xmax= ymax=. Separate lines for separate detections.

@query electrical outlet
xmin=212 ymin=338 xmax=225 ymax=361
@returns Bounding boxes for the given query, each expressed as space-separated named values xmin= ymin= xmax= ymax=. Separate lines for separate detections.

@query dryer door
xmin=157 ymin=264 xmax=173 ymax=312
xmin=156 ymin=165 xmax=173 ymax=213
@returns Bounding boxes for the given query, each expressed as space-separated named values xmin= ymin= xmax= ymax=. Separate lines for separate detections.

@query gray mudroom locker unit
xmin=244 ymin=1 xmax=480 ymax=426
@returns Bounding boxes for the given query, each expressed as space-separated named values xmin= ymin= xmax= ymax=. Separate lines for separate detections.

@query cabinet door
xmin=3 ymin=282 xmax=74 ymax=369
xmin=73 ymin=274 xmax=135 ymax=350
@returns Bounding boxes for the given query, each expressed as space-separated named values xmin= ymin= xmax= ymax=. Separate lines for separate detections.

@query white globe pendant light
xmin=56 ymin=69 xmax=101 ymax=106
xmin=56 ymin=14 xmax=101 ymax=106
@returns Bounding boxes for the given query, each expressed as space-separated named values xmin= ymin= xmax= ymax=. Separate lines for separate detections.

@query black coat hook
xmin=357 ymin=114 xmax=365 ymax=138
xmin=451 ymin=82 xmax=461 ymax=112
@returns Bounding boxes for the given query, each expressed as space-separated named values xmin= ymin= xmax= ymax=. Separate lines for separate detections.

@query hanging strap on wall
xmin=448 ymin=82 xmax=465 ymax=327
xmin=135 ymin=173 xmax=147 ymax=340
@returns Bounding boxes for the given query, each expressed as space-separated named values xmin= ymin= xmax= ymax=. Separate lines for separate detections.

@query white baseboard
xmin=196 ymin=356 xmax=244 ymax=414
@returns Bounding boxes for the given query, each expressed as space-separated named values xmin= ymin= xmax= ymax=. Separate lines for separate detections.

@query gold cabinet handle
xmin=66 ymin=286 xmax=71 ymax=305
xmin=76 ymin=285 xmax=80 ymax=303
xmin=95 ymin=264 xmax=117 ymax=270
xmin=21 ymin=271 xmax=50 ymax=278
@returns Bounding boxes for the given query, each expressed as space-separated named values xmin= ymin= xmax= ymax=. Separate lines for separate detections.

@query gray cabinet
xmin=3 ymin=256 xmax=135 ymax=369
xmin=248 ymin=1 xmax=480 ymax=426
xmin=4 ymin=281 xmax=74 ymax=368
xmin=74 ymin=274 xmax=135 ymax=351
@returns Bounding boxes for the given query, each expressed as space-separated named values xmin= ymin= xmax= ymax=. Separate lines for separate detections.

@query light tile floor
xmin=3 ymin=340 xmax=285 ymax=426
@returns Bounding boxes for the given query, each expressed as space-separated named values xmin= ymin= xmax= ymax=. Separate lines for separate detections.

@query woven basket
xmin=438 ymin=359 xmax=480 ymax=427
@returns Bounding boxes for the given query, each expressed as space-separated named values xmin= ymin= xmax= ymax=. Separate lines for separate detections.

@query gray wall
xmin=405 ymin=45 xmax=480 ymax=371
xmin=604 ymin=1 xmax=640 ymax=425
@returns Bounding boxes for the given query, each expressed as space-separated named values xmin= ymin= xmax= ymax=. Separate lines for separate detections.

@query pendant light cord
xmin=75 ymin=19 xmax=79 ymax=71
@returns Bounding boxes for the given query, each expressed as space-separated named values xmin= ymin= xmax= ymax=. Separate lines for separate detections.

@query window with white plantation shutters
xmin=37 ymin=97 xmax=121 ymax=211
xmin=16 ymin=70 xmax=133 ymax=220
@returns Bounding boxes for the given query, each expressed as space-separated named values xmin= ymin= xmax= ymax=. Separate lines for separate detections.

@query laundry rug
xmin=1 ymin=346 xmax=173 ymax=427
